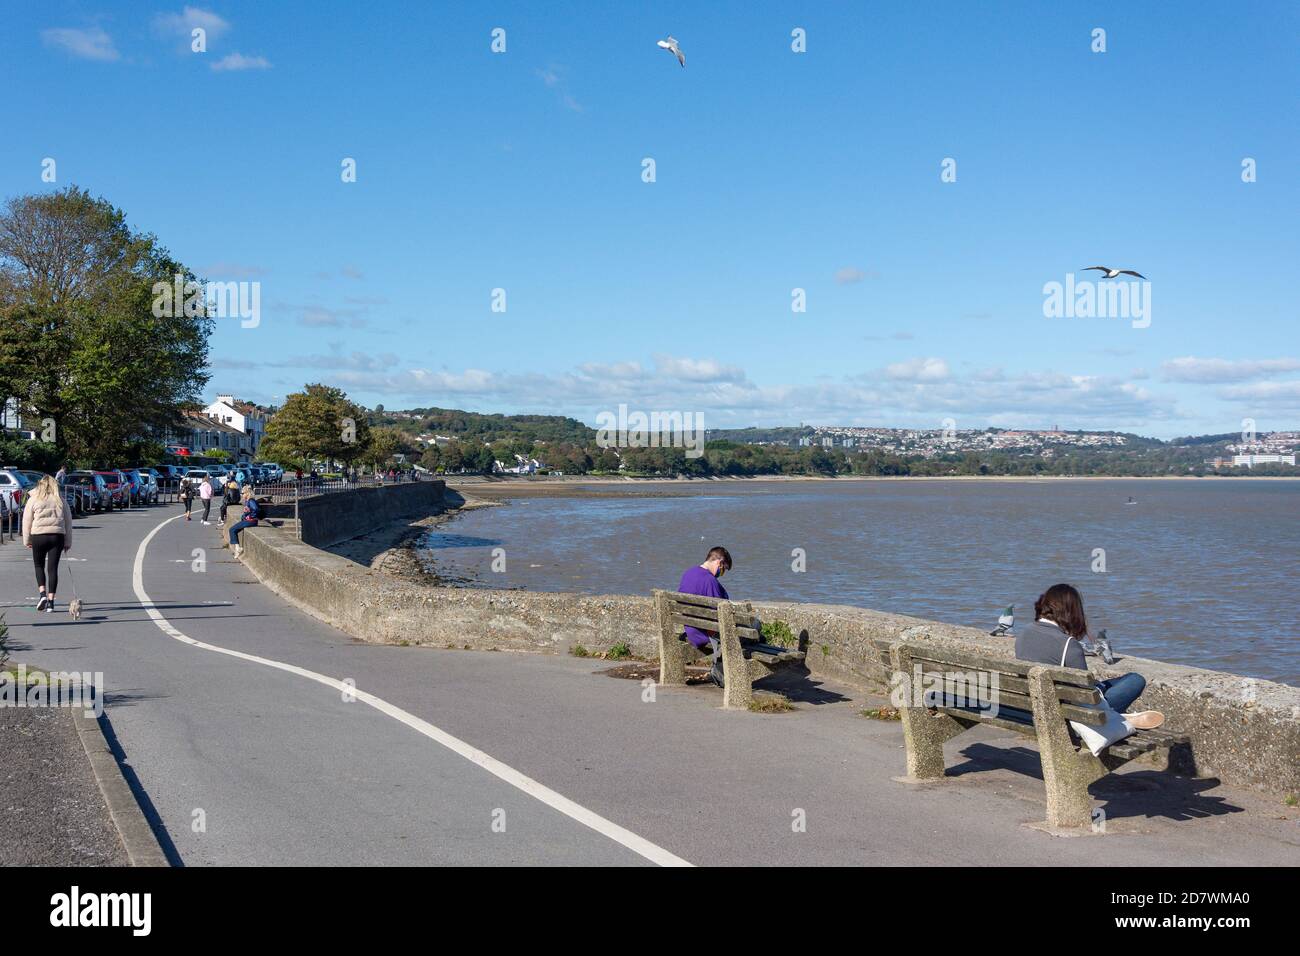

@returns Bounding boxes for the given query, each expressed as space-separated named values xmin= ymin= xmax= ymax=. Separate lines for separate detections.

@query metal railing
xmin=258 ymin=471 xmax=435 ymax=505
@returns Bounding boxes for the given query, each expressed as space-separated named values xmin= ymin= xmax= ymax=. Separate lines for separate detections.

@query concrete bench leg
xmin=1027 ymin=667 xmax=1107 ymax=830
xmin=718 ymin=605 xmax=752 ymax=709
xmin=890 ymin=643 xmax=966 ymax=781
xmin=655 ymin=590 xmax=687 ymax=686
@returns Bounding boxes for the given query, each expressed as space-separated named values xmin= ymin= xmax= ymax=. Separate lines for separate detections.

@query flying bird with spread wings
xmin=657 ymin=36 xmax=685 ymax=67
xmin=1084 ymin=266 xmax=1147 ymax=279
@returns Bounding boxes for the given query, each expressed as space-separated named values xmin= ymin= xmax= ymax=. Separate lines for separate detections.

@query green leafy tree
xmin=259 ymin=384 xmax=371 ymax=468
xmin=366 ymin=427 xmax=403 ymax=471
xmin=0 ymin=187 xmax=212 ymax=465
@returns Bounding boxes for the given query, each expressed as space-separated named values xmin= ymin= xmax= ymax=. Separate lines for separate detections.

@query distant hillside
xmin=370 ymin=406 xmax=595 ymax=445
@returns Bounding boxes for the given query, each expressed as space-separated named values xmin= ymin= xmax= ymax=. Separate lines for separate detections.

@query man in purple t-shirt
xmin=678 ymin=546 xmax=732 ymax=687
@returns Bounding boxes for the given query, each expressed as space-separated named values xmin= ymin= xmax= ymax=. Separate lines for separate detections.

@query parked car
xmin=93 ymin=470 xmax=130 ymax=509
xmin=126 ymin=469 xmax=158 ymax=504
xmin=0 ymin=467 xmax=33 ymax=520
xmin=65 ymin=471 xmax=111 ymax=513
xmin=118 ymin=469 xmax=146 ymax=506
xmin=182 ymin=468 xmax=212 ymax=490
xmin=152 ymin=464 xmax=186 ymax=493
xmin=258 ymin=462 xmax=284 ymax=481
xmin=18 ymin=469 xmax=84 ymax=516
xmin=136 ymin=467 xmax=165 ymax=499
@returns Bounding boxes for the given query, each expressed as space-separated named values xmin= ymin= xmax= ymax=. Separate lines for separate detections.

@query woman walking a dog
xmin=23 ymin=475 xmax=72 ymax=613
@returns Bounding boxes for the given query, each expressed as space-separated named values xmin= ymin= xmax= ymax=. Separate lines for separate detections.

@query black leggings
xmin=31 ymin=533 xmax=64 ymax=594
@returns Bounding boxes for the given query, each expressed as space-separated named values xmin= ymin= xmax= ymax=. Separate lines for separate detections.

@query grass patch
xmin=820 ymin=644 xmax=829 ymax=656
xmin=1285 ymin=794 xmax=1298 ymax=808
xmin=748 ymin=693 xmax=795 ymax=714
xmin=570 ymin=644 xmax=590 ymax=658
xmin=859 ymin=706 xmax=901 ymax=721
xmin=607 ymin=641 xmax=632 ymax=660
xmin=760 ymin=620 xmax=796 ymax=648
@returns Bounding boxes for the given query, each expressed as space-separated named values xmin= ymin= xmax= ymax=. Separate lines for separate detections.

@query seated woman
xmin=226 ymin=488 xmax=262 ymax=558
xmin=1016 ymin=583 xmax=1164 ymax=730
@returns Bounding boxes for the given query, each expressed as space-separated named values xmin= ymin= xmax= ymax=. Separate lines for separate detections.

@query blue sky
xmin=3 ymin=1 xmax=1297 ymax=438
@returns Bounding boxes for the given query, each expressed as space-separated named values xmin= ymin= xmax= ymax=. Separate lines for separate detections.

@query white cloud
xmin=153 ymin=6 xmax=231 ymax=44
xmin=212 ymin=352 xmax=1173 ymax=432
xmin=653 ymin=355 xmax=746 ymax=383
xmin=885 ymin=357 xmax=950 ymax=382
xmin=1161 ymin=356 xmax=1300 ymax=383
xmin=835 ymin=266 xmax=879 ymax=284
xmin=1218 ymin=380 xmax=1300 ymax=404
xmin=211 ymin=52 xmax=271 ymax=72
xmin=536 ymin=65 xmax=582 ymax=112
xmin=41 ymin=27 xmax=119 ymax=62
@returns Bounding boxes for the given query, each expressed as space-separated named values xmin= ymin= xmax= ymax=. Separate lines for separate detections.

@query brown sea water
xmin=419 ymin=479 xmax=1300 ymax=686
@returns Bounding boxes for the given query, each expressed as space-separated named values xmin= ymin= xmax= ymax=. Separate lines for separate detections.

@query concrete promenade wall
xmin=240 ymin=485 xmax=1300 ymax=798
xmin=282 ymin=480 xmax=446 ymax=548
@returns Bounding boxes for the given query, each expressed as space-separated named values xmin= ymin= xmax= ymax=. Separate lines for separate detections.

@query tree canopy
xmin=0 ymin=187 xmax=212 ymax=466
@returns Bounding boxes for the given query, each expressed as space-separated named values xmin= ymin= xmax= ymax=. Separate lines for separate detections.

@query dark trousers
xmin=201 ymin=498 xmax=211 ymax=521
xmin=183 ymin=497 xmax=193 ymax=514
xmin=31 ymin=532 xmax=64 ymax=594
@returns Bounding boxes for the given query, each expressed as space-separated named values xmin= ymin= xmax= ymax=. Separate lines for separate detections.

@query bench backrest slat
xmin=904 ymin=645 xmax=1098 ymax=690
xmin=656 ymin=590 xmax=759 ymax=630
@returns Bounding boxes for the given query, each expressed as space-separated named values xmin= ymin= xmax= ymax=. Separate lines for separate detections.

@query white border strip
xmin=132 ymin=514 xmax=691 ymax=867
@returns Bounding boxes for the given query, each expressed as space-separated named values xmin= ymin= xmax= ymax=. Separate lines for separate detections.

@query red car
xmin=93 ymin=470 xmax=131 ymax=510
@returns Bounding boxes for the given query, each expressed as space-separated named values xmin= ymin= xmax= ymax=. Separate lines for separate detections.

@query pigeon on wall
xmin=990 ymin=605 xmax=1014 ymax=636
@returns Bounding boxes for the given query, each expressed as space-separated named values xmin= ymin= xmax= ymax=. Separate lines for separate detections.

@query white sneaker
xmin=202 ymin=520 xmax=210 ymax=525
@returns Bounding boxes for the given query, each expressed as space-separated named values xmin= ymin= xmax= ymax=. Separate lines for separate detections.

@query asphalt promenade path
xmin=1 ymin=502 xmax=1295 ymax=866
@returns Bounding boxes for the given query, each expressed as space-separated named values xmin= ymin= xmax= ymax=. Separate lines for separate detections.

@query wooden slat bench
xmin=653 ymin=590 xmax=805 ymax=709
xmin=888 ymin=639 xmax=1189 ymax=829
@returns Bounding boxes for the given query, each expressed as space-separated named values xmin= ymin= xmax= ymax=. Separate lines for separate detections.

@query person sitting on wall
xmin=226 ymin=487 xmax=262 ymax=558
xmin=1016 ymin=583 xmax=1164 ymax=731
xmin=677 ymin=546 xmax=734 ymax=689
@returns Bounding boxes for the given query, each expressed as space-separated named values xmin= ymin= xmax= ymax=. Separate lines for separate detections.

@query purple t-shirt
xmin=678 ymin=565 xmax=729 ymax=649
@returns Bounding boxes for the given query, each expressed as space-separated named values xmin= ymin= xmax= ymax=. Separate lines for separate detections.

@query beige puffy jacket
xmin=22 ymin=493 xmax=73 ymax=546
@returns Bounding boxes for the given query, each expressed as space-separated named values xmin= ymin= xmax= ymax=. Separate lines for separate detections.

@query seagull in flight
xmin=1084 ymin=266 xmax=1147 ymax=280
xmin=657 ymin=36 xmax=685 ymax=67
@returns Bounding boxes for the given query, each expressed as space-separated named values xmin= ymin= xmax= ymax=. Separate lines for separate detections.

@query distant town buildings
xmin=1230 ymin=454 xmax=1296 ymax=468
xmin=164 ymin=409 xmax=248 ymax=457
xmin=804 ymin=426 xmax=1129 ymax=458
xmin=203 ymin=394 xmax=270 ymax=456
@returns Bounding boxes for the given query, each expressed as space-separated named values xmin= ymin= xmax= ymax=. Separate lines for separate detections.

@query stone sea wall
xmin=240 ymin=484 xmax=1300 ymax=798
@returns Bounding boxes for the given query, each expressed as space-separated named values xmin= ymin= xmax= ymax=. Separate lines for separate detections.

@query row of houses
xmin=162 ymin=395 xmax=270 ymax=459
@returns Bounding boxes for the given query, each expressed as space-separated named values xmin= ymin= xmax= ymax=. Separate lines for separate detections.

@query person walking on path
xmin=23 ymin=476 xmax=72 ymax=614
xmin=55 ymin=463 xmax=67 ymax=486
xmin=219 ymin=476 xmax=240 ymax=525
xmin=199 ymin=475 xmax=214 ymax=524
xmin=226 ymin=487 xmax=262 ymax=558
xmin=180 ymin=479 xmax=194 ymax=520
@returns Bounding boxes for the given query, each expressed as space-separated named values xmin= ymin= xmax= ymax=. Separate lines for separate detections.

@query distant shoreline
xmin=444 ymin=472 xmax=1300 ymax=498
